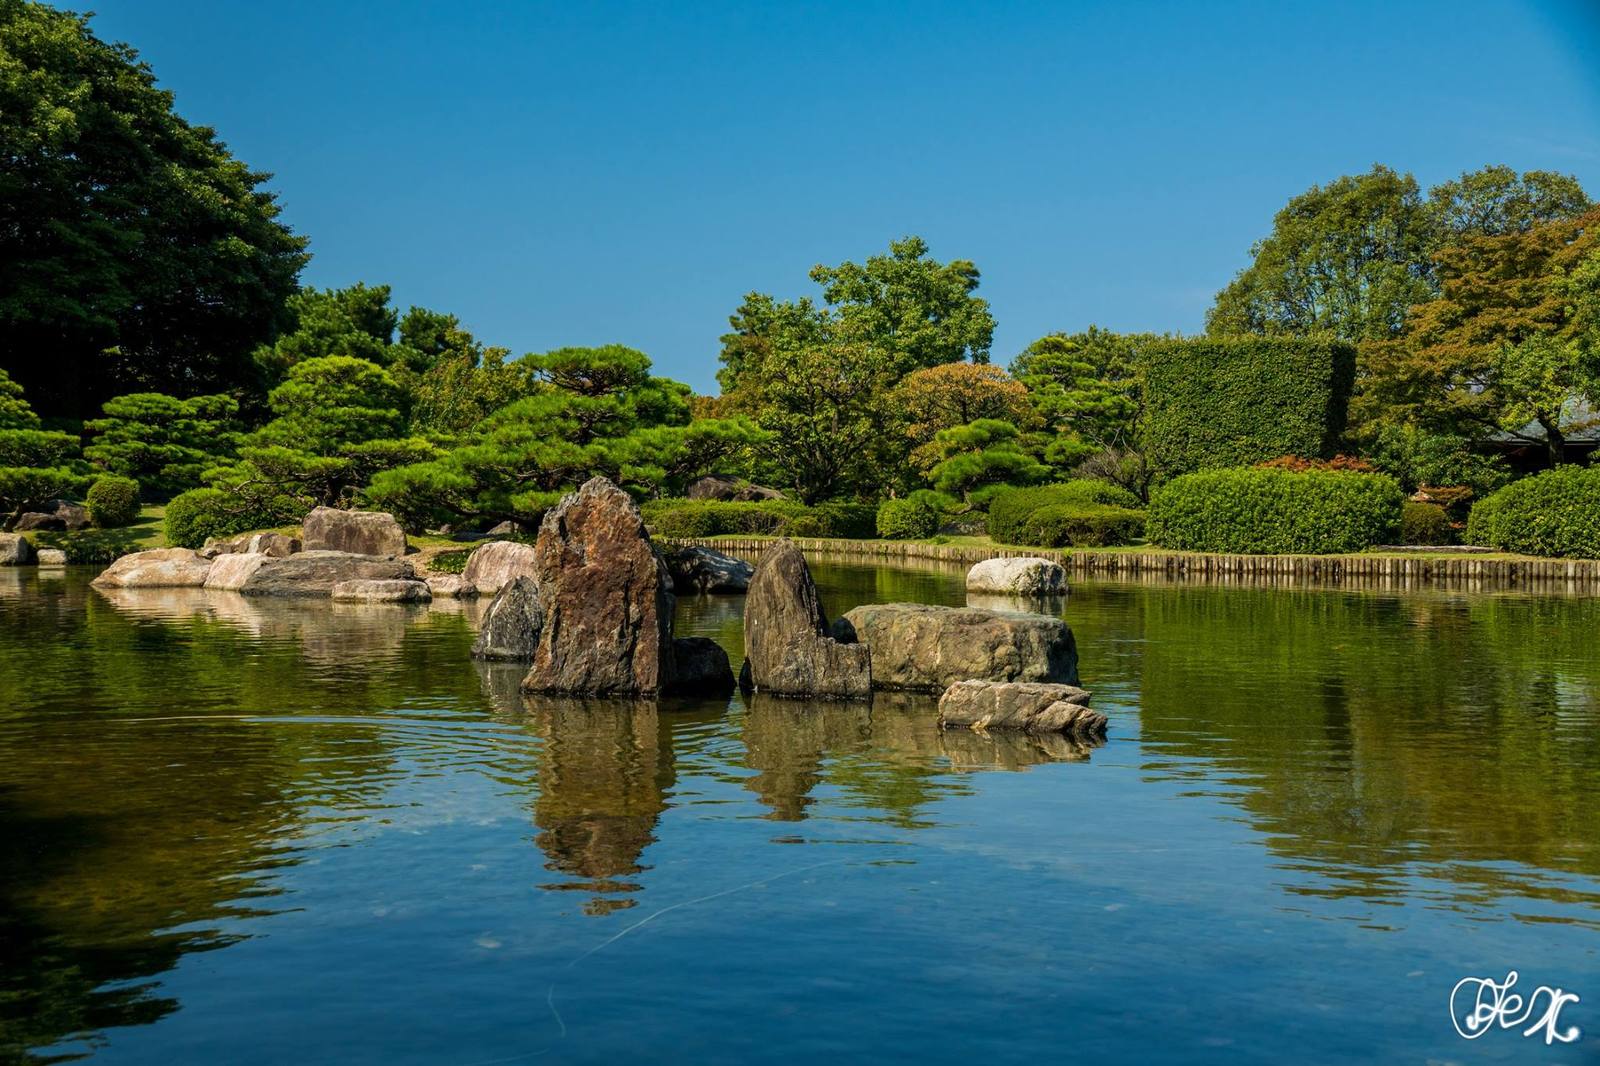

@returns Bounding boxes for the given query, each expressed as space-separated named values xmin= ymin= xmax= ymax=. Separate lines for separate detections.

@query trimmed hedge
xmin=1144 ymin=337 xmax=1357 ymax=477
xmin=987 ymin=481 xmax=1142 ymax=545
xmin=641 ymin=498 xmax=877 ymax=540
xmin=1466 ymin=467 xmax=1600 ymax=557
xmin=164 ymin=488 xmax=305 ymax=549
xmin=1020 ymin=504 xmax=1146 ymax=548
xmin=876 ymin=497 xmax=940 ymax=540
xmin=1400 ymin=501 xmax=1453 ymax=546
xmin=1147 ymin=467 xmax=1403 ymax=554
xmin=86 ymin=474 xmax=140 ymax=528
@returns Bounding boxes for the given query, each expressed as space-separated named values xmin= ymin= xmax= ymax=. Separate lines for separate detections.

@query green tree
xmin=1428 ymin=165 xmax=1591 ymax=239
xmin=1010 ymin=329 xmax=1151 ymax=474
xmin=0 ymin=367 xmax=40 ymax=429
xmin=0 ymin=0 xmax=308 ymax=418
xmin=83 ymin=392 xmax=241 ymax=498
xmin=0 ymin=373 xmax=89 ymax=527
xmin=252 ymin=284 xmax=399 ymax=383
xmin=919 ymin=419 xmax=1047 ymax=506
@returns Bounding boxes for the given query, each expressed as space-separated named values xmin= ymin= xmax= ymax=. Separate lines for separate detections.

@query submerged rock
xmin=463 ymin=540 xmax=538 ymax=596
xmin=301 ymin=506 xmax=407 ymax=556
xmin=667 ymin=546 xmax=754 ymax=594
xmin=832 ymin=603 xmax=1079 ymax=692
xmin=523 ymin=477 xmax=676 ymax=696
xmin=669 ymin=636 xmax=735 ymax=695
xmin=966 ymin=557 xmax=1068 ymax=596
xmin=92 ymin=548 xmax=213 ymax=588
xmin=0 ymin=533 xmax=35 ymax=566
xmin=236 ymin=551 xmax=416 ymax=597
xmin=741 ymin=539 xmax=871 ymax=700
xmin=937 ymin=679 xmax=1106 ymax=737
xmin=472 ymin=576 xmax=544 ymax=661
xmin=331 ymin=578 xmax=432 ymax=603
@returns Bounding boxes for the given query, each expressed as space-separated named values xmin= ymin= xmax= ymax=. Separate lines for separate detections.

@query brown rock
xmin=686 ymin=474 xmax=785 ymax=502
xmin=523 ymin=477 xmax=675 ymax=696
xmin=301 ymin=506 xmax=407 ymax=556
xmin=741 ymin=539 xmax=870 ymax=700
xmin=0 ymin=533 xmax=35 ymax=566
xmin=832 ymin=603 xmax=1079 ymax=692
xmin=91 ymin=548 xmax=213 ymax=589
xmin=246 ymin=532 xmax=300 ymax=557
xmin=462 ymin=540 xmax=538 ymax=596
xmin=426 ymin=574 xmax=475 ymax=599
xmin=236 ymin=551 xmax=416 ymax=597
xmin=937 ymin=679 xmax=1106 ymax=737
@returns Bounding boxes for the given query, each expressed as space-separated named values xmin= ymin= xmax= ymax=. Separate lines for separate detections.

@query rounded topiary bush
xmin=1466 ymin=467 xmax=1600 ymax=557
xmin=164 ymin=488 xmax=303 ymax=549
xmin=987 ymin=481 xmax=1142 ymax=545
xmin=876 ymin=497 xmax=940 ymax=540
xmin=86 ymin=474 xmax=140 ymax=528
xmin=1147 ymin=467 xmax=1403 ymax=554
xmin=1019 ymin=504 xmax=1145 ymax=547
xmin=1400 ymin=500 xmax=1453 ymax=546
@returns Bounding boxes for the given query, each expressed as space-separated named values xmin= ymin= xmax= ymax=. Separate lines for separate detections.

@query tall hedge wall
xmin=1144 ymin=337 xmax=1357 ymax=477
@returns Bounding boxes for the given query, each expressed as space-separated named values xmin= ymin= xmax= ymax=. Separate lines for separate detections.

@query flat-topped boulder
xmin=741 ymin=539 xmax=870 ymax=700
xmin=331 ymin=578 xmax=431 ymax=603
xmin=667 ymin=546 xmax=754 ymax=594
xmin=471 ymin=576 xmax=544 ymax=661
xmin=966 ymin=557 xmax=1068 ymax=596
xmin=523 ymin=477 xmax=676 ymax=696
xmin=35 ymin=548 xmax=67 ymax=567
xmin=426 ymin=574 xmax=474 ymax=599
xmin=669 ymin=636 xmax=735 ymax=695
xmin=0 ymin=533 xmax=35 ymax=566
xmin=236 ymin=551 xmax=416 ymax=597
xmin=462 ymin=540 xmax=537 ymax=596
xmin=301 ymin=506 xmax=407 ymax=556
xmin=203 ymin=551 xmax=269 ymax=591
xmin=938 ymin=679 xmax=1106 ymax=737
xmin=832 ymin=602 xmax=1079 ymax=692
xmin=92 ymin=548 xmax=213 ymax=588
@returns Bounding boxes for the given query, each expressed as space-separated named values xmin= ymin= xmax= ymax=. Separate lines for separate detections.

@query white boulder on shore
xmin=966 ymin=557 xmax=1068 ymax=596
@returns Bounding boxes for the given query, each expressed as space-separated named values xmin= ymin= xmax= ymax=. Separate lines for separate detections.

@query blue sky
xmin=81 ymin=0 xmax=1600 ymax=392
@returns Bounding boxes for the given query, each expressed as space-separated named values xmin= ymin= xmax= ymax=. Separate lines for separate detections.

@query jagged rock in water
xmin=331 ymin=579 xmax=432 ymax=603
xmin=91 ymin=548 xmax=213 ymax=588
xmin=522 ymin=477 xmax=675 ymax=696
xmin=832 ymin=602 xmax=1079 ymax=692
xmin=463 ymin=540 xmax=538 ymax=596
xmin=301 ymin=506 xmax=408 ymax=556
xmin=666 ymin=546 xmax=754 ymax=594
xmin=966 ymin=557 xmax=1068 ymax=596
xmin=668 ymin=636 xmax=735 ymax=695
xmin=472 ymin=577 xmax=544 ymax=661
xmin=937 ymin=679 xmax=1106 ymax=737
xmin=0 ymin=533 xmax=35 ymax=566
xmin=741 ymin=539 xmax=870 ymax=700
xmin=235 ymin=551 xmax=416 ymax=597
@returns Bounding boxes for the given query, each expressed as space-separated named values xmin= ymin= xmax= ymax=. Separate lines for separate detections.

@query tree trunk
xmin=1540 ymin=416 xmax=1566 ymax=467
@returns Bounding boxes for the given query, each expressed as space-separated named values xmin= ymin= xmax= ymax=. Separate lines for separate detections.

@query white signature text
xmin=1450 ymin=971 xmax=1581 ymax=1045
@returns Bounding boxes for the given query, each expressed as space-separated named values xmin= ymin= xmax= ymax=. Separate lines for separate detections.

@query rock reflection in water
xmin=964 ymin=591 xmax=1068 ymax=617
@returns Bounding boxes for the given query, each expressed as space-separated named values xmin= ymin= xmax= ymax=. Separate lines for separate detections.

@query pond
xmin=1 ymin=560 xmax=1597 ymax=1064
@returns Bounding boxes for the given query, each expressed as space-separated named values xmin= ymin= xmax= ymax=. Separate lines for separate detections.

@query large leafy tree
xmin=0 ymin=0 xmax=309 ymax=417
xmin=1010 ymin=329 xmax=1153 ymax=474
xmin=889 ymin=362 xmax=1031 ymax=459
xmin=83 ymin=392 xmax=242 ymax=499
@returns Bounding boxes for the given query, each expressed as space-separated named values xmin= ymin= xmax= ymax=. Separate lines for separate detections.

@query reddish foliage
xmin=1255 ymin=455 xmax=1378 ymax=474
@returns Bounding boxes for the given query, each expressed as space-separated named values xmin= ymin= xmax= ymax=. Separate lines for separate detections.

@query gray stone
xmin=832 ymin=603 xmax=1079 ymax=692
xmin=0 ymin=533 xmax=35 ymax=566
xmin=331 ymin=579 xmax=432 ymax=603
xmin=471 ymin=576 xmax=544 ymax=660
xmin=686 ymin=474 xmax=785 ymax=502
xmin=35 ymin=548 xmax=67 ymax=567
xmin=14 ymin=500 xmax=90 ymax=532
xmin=203 ymin=552 xmax=269 ymax=591
xmin=523 ymin=477 xmax=676 ymax=696
xmin=741 ymin=539 xmax=870 ymax=700
xmin=462 ymin=540 xmax=538 ymax=596
xmin=246 ymin=532 xmax=300 ymax=557
xmin=236 ymin=551 xmax=416 ymax=597
xmin=301 ymin=506 xmax=407 ymax=556
xmin=426 ymin=574 xmax=475 ymax=599
xmin=92 ymin=548 xmax=213 ymax=589
xmin=669 ymin=636 xmax=735 ymax=695
xmin=966 ymin=557 xmax=1068 ymax=596
xmin=937 ymin=679 xmax=1107 ymax=737
xmin=667 ymin=546 xmax=754 ymax=594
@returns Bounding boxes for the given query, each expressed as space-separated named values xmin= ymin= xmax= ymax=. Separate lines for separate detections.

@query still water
xmin=1 ymin=560 xmax=1597 ymax=1064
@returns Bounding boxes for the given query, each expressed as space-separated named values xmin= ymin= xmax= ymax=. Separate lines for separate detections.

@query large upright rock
xmin=832 ymin=603 xmax=1079 ymax=692
xmin=301 ymin=507 xmax=407 ymax=556
xmin=236 ymin=551 xmax=416 ymax=597
xmin=472 ymin=576 xmax=544 ymax=661
xmin=966 ymin=557 xmax=1068 ymax=596
xmin=463 ymin=540 xmax=538 ymax=596
xmin=938 ymin=679 xmax=1107 ymax=737
xmin=741 ymin=540 xmax=871 ymax=700
xmin=523 ymin=478 xmax=675 ymax=696
xmin=0 ymin=533 xmax=35 ymax=566
xmin=92 ymin=548 xmax=213 ymax=588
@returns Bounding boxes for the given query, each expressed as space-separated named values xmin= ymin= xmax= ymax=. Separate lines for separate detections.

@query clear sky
xmin=78 ymin=0 xmax=1600 ymax=392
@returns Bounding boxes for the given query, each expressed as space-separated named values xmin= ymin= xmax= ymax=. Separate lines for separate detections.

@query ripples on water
xmin=1 ymin=562 xmax=1597 ymax=1064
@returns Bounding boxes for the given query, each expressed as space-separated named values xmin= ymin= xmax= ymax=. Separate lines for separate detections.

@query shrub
xmin=876 ymin=498 xmax=940 ymax=540
xmin=1400 ymin=501 xmax=1453 ymax=546
xmin=1144 ymin=337 xmax=1357 ymax=477
xmin=1020 ymin=504 xmax=1146 ymax=548
xmin=987 ymin=481 xmax=1142 ymax=545
xmin=641 ymin=498 xmax=878 ymax=539
xmin=1257 ymin=454 xmax=1376 ymax=473
xmin=164 ymin=487 xmax=305 ymax=549
xmin=792 ymin=502 xmax=878 ymax=539
xmin=86 ymin=474 xmax=140 ymax=528
xmin=1465 ymin=467 xmax=1600 ymax=557
xmin=1147 ymin=467 xmax=1403 ymax=554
